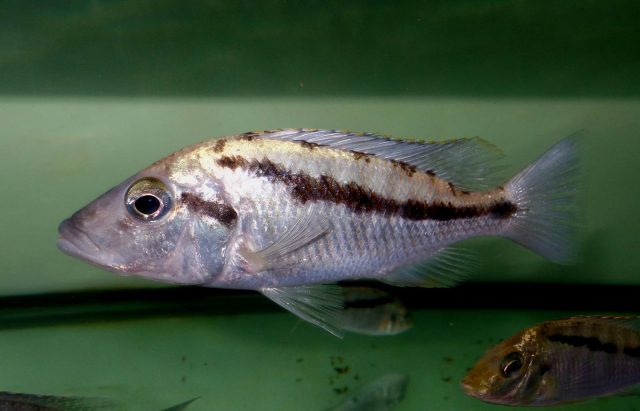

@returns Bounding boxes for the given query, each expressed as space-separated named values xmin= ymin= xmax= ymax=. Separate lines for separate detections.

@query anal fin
xmin=261 ymin=284 xmax=345 ymax=337
xmin=381 ymin=247 xmax=477 ymax=288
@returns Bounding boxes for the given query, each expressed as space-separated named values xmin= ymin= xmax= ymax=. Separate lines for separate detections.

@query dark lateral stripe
xmin=216 ymin=155 xmax=517 ymax=221
xmin=180 ymin=192 xmax=237 ymax=228
xmin=623 ymin=346 xmax=640 ymax=357
xmin=547 ymin=334 xmax=618 ymax=354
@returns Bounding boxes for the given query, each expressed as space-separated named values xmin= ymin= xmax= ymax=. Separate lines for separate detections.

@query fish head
xmin=462 ymin=325 xmax=554 ymax=406
xmin=57 ymin=148 xmax=237 ymax=284
xmin=380 ymin=302 xmax=413 ymax=335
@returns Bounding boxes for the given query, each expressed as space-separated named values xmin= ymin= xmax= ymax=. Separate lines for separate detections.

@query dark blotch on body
xmin=239 ymin=131 xmax=259 ymax=141
xmin=213 ymin=138 xmax=227 ymax=153
xmin=350 ymin=150 xmax=371 ymax=162
xmin=300 ymin=140 xmax=319 ymax=150
xmin=181 ymin=192 xmax=237 ymax=228
xmin=390 ymin=159 xmax=416 ymax=177
xmin=547 ymin=334 xmax=618 ymax=354
xmin=491 ymin=201 xmax=518 ymax=218
xmin=216 ymin=156 xmax=516 ymax=222
xmin=217 ymin=155 xmax=248 ymax=170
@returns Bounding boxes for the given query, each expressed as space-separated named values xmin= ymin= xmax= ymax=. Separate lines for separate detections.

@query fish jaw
xmin=461 ymin=368 xmax=506 ymax=404
xmin=56 ymin=182 xmax=135 ymax=274
xmin=57 ymin=218 xmax=114 ymax=270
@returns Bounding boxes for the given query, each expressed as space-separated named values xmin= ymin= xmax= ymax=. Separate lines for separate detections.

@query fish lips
xmin=56 ymin=218 xmax=119 ymax=272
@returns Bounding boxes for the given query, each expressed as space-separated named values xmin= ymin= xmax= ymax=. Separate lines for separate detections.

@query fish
xmin=0 ymin=391 xmax=118 ymax=410
xmin=0 ymin=392 xmax=198 ymax=411
xmin=328 ymin=373 xmax=408 ymax=411
xmin=338 ymin=286 xmax=412 ymax=336
xmin=462 ymin=316 xmax=640 ymax=406
xmin=57 ymin=128 xmax=578 ymax=336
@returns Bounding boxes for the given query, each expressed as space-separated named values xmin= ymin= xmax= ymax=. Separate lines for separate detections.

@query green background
xmin=0 ymin=1 xmax=639 ymax=410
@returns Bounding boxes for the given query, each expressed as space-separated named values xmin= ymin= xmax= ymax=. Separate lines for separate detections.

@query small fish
xmin=0 ymin=391 xmax=118 ymax=410
xmin=338 ymin=286 xmax=412 ymax=336
xmin=57 ymin=129 xmax=577 ymax=336
xmin=462 ymin=316 xmax=640 ymax=406
xmin=329 ymin=373 xmax=408 ymax=411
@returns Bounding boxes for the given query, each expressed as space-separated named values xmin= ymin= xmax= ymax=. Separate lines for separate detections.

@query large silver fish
xmin=57 ymin=129 xmax=577 ymax=335
xmin=462 ymin=316 xmax=640 ymax=406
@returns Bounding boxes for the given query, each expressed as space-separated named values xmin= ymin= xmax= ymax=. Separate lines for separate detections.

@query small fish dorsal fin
xmin=567 ymin=315 xmax=640 ymax=332
xmin=261 ymin=129 xmax=507 ymax=190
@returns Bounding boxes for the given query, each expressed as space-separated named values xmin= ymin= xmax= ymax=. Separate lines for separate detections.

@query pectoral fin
xmin=239 ymin=209 xmax=330 ymax=273
xmin=261 ymin=284 xmax=345 ymax=337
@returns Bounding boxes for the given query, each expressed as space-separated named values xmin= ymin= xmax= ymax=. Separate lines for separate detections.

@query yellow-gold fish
xmin=57 ymin=129 xmax=577 ymax=336
xmin=463 ymin=316 xmax=640 ymax=406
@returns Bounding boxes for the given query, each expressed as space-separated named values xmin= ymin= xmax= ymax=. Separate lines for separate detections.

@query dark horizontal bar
xmin=0 ymin=282 xmax=638 ymax=331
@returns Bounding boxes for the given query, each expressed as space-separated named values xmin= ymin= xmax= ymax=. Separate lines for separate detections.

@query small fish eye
xmin=125 ymin=178 xmax=172 ymax=221
xmin=500 ymin=352 xmax=524 ymax=378
xmin=134 ymin=195 xmax=161 ymax=216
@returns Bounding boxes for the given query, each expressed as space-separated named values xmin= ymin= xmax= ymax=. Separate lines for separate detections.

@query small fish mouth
xmin=461 ymin=379 xmax=475 ymax=395
xmin=57 ymin=218 xmax=102 ymax=261
xmin=461 ymin=375 xmax=487 ymax=399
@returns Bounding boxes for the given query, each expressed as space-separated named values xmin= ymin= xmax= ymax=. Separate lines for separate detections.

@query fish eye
xmin=134 ymin=195 xmax=161 ymax=215
xmin=500 ymin=352 xmax=524 ymax=378
xmin=125 ymin=178 xmax=173 ymax=221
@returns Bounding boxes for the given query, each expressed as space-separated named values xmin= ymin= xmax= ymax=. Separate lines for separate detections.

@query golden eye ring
xmin=125 ymin=178 xmax=173 ymax=221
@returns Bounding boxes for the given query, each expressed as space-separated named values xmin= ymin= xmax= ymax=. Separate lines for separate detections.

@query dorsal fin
xmin=258 ymin=128 xmax=506 ymax=190
xmin=566 ymin=315 xmax=640 ymax=332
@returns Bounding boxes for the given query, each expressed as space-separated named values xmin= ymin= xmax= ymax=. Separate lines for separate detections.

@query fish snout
xmin=461 ymin=371 xmax=490 ymax=399
xmin=461 ymin=376 xmax=475 ymax=396
xmin=57 ymin=218 xmax=101 ymax=260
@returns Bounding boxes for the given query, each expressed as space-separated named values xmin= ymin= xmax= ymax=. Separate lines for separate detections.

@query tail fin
xmin=503 ymin=136 xmax=579 ymax=263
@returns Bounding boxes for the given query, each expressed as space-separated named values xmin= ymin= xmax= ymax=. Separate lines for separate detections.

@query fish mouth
xmin=461 ymin=375 xmax=488 ymax=399
xmin=57 ymin=218 xmax=102 ymax=262
xmin=461 ymin=379 xmax=475 ymax=396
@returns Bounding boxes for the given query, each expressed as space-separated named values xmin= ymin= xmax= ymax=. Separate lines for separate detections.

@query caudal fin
xmin=503 ymin=136 xmax=579 ymax=263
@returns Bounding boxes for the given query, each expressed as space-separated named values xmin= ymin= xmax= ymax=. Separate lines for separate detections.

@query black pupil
xmin=135 ymin=195 xmax=161 ymax=215
xmin=501 ymin=352 xmax=523 ymax=377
